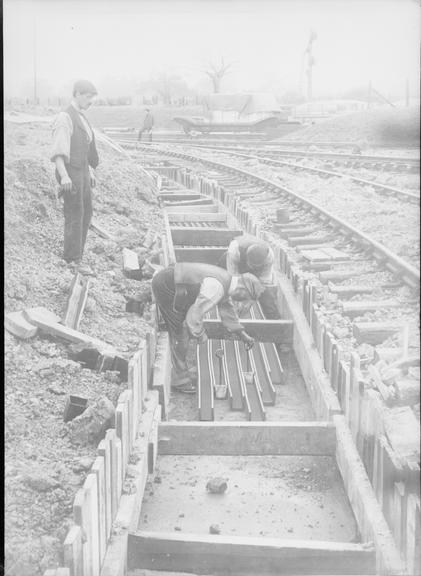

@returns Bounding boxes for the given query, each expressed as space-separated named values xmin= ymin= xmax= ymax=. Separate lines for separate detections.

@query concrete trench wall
xmin=169 ymin=166 xmax=412 ymax=575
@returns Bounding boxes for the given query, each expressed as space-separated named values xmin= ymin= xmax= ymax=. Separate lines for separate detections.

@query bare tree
xmin=204 ymin=58 xmax=235 ymax=93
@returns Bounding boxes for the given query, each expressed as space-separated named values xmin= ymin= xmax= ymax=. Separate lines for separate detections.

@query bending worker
xmin=152 ymin=262 xmax=265 ymax=393
xmin=219 ymin=234 xmax=281 ymax=319
xmin=51 ymin=79 xmax=99 ymax=274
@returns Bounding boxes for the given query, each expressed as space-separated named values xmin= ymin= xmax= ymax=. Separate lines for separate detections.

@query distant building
xmin=203 ymin=93 xmax=282 ymax=124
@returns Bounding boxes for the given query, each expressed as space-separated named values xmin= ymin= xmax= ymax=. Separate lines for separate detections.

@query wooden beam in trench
xmin=168 ymin=212 xmax=227 ymax=223
xmin=158 ymin=421 xmax=336 ymax=455
xmin=170 ymin=227 xmax=242 ymax=247
xmin=127 ymin=531 xmax=376 ymax=575
xmin=174 ymin=247 xmax=226 ymax=265
xmin=203 ymin=319 xmax=293 ymax=345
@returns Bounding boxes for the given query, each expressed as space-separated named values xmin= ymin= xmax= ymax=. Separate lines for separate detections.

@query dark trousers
xmin=63 ymin=165 xmax=92 ymax=263
xmin=152 ymin=267 xmax=196 ymax=385
xmin=138 ymin=128 xmax=152 ymax=142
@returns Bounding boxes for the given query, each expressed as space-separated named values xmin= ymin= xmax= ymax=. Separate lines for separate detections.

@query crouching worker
xmin=219 ymin=234 xmax=281 ymax=319
xmin=152 ymin=262 xmax=265 ymax=393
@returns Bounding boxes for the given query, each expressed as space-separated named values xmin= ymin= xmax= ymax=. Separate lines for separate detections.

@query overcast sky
xmin=4 ymin=0 xmax=420 ymax=99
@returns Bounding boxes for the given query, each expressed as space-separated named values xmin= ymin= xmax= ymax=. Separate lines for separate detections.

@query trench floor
xmin=138 ymin=455 xmax=358 ymax=543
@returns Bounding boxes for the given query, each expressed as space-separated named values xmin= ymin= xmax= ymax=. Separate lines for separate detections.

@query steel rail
xmin=164 ymin=144 xmax=419 ymax=204
xmin=138 ymin=144 xmax=420 ymax=289
xmin=166 ymin=142 xmax=420 ymax=166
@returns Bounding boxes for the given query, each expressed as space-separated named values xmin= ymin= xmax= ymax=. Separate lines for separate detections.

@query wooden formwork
xmin=155 ymin=166 xmax=410 ymax=575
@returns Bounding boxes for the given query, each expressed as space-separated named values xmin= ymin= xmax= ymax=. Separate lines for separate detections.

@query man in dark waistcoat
xmin=218 ymin=234 xmax=281 ymax=319
xmin=152 ymin=262 xmax=264 ymax=393
xmin=51 ymin=79 xmax=99 ymax=272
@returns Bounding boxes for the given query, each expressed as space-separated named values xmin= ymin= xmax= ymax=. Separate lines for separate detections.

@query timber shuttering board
xmin=158 ymin=165 xmax=409 ymax=575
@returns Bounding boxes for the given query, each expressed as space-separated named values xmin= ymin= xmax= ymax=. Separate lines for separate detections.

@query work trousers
xmin=152 ymin=267 xmax=196 ymax=386
xmin=63 ymin=164 xmax=93 ymax=263
xmin=138 ymin=128 xmax=152 ymax=142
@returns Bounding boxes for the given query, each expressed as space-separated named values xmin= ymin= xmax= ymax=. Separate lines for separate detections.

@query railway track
xmin=130 ymin=143 xmax=420 ymax=292
xmin=159 ymin=143 xmax=419 ymax=203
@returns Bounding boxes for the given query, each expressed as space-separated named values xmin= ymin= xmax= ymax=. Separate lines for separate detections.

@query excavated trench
xmin=124 ymin=166 xmax=405 ymax=576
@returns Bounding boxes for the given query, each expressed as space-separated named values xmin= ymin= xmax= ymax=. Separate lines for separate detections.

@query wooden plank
xmin=100 ymin=396 xmax=158 ymax=576
xmin=5 ymin=310 xmax=38 ymax=339
xmin=203 ymin=319 xmax=293 ymax=345
xmin=63 ymin=274 xmax=83 ymax=328
xmin=105 ymin=430 xmax=119 ymax=522
xmin=174 ymin=246 xmax=226 ymax=264
xmin=170 ymin=227 xmax=242 ymax=247
xmin=328 ymin=283 xmax=375 ymax=298
xmin=148 ymin=405 xmax=161 ymax=473
xmin=97 ymin=438 xmax=112 ymax=542
xmin=115 ymin=437 xmax=123 ymax=504
xmin=90 ymin=457 xmax=107 ymax=567
xmin=353 ymin=322 xmax=403 ymax=345
xmin=393 ymin=482 xmax=406 ymax=552
xmin=197 ymin=340 xmax=215 ymax=421
xmin=406 ymin=494 xmax=421 ymax=576
xmin=160 ymin=192 xmax=203 ymax=202
xmin=288 ymin=235 xmax=332 ymax=246
xmin=73 ymin=490 xmax=90 ymax=575
xmin=127 ymin=531 xmax=376 ymax=575
xmin=163 ymin=212 xmax=176 ymax=264
xmin=166 ymin=204 xmax=219 ymax=213
xmin=90 ymin=221 xmax=116 ymax=241
xmin=168 ymin=212 xmax=227 ymax=222
xmin=122 ymin=248 xmax=140 ymax=277
xmin=23 ymin=307 xmax=116 ymax=351
xmin=115 ymin=401 xmax=129 ymax=484
xmin=334 ymin=415 xmax=406 ymax=576
xmin=319 ymin=269 xmax=365 ymax=283
xmin=383 ymin=406 xmax=420 ymax=464
xmin=275 ymin=272 xmax=341 ymax=419
xmin=85 ymin=473 xmax=100 ymax=576
xmin=74 ymin=277 xmax=90 ymax=331
xmin=158 ymin=422 xmax=336 ymax=455
xmin=63 ymin=525 xmax=83 ymax=576
xmin=342 ymin=300 xmax=401 ymax=317
xmin=379 ymin=437 xmax=404 ymax=528
xmin=223 ymin=339 xmax=243 ymax=410
xmin=151 ymin=332 xmax=171 ymax=420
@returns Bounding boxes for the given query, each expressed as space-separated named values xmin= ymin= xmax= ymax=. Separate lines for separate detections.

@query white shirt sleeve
xmin=185 ymin=277 xmax=224 ymax=338
xmin=226 ymin=240 xmax=240 ymax=275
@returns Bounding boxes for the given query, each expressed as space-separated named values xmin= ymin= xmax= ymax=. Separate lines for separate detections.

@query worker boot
xmin=172 ymin=370 xmax=197 ymax=394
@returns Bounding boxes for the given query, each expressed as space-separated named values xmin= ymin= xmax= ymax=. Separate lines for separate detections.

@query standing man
xmin=219 ymin=234 xmax=281 ymax=319
xmin=152 ymin=262 xmax=264 ymax=393
xmin=51 ymin=79 xmax=99 ymax=274
xmin=138 ymin=108 xmax=154 ymax=142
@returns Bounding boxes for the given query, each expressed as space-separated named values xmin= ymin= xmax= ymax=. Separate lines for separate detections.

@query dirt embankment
xmin=5 ymin=120 xmax=162 ymax=575
xmin=283 ymin=105 xmax=420 ymax=147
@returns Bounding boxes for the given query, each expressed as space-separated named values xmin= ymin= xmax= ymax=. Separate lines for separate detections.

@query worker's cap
xmin=73 ymin=79 xmax=98 ymax=96
xmin=246 ymin=243 xmax=269 ymax=270
xmin=239 ymin=273 xmax=265 ymax=300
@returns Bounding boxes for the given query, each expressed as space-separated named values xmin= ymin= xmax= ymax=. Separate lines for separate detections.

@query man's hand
xmin=241 ymin=331 xmax=255 ymax=350
xmin=60 ymin=174 xmax=73 ymax=194
xmin=197 ymin=332 xmax=208 ymax=345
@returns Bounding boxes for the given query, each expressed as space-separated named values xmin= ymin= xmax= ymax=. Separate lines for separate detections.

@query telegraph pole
xmin=305 ymin=30 xmax=317 ymax=101
xmin=33 ymin=15 xmax=37 ymax=103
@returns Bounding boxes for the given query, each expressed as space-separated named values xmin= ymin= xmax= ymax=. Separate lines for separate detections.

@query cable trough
xmin=42 ymin=143 xmax=418 ymax=576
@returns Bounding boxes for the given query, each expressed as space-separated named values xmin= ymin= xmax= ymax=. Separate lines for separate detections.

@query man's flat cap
xmin=73 ymin=79 xmax=98 ymax=95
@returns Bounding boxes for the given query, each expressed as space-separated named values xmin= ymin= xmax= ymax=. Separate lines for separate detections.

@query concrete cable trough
xmin=123 ymin=168 xmax=410 ymax=576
